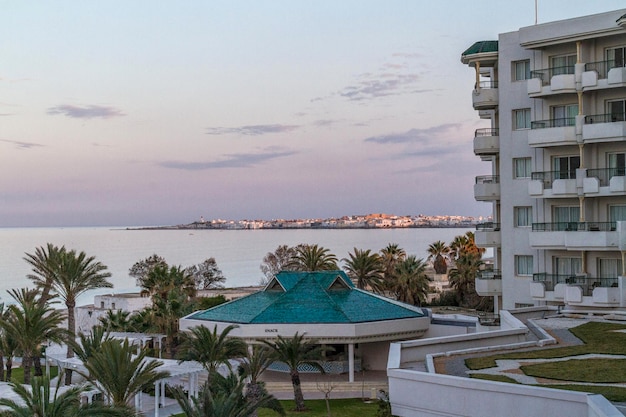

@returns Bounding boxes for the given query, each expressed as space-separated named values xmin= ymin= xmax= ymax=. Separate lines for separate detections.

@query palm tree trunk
xmin=65 ymin=301 xmax=76 ymax=385
xmin=23 ymin=356 xmax=32 ymax=384
xmin=246 ymin=382 xmax=263 ymax=417
xmin=6 ymin=357 xmax=12 ymax=381
xmin=33 ymin=354 xmax=43 ymax=376
xmin=291 ymin=370 xmax=306 ymax=412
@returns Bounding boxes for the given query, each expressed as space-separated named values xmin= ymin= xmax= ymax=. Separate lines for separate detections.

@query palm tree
xmin=0 ymin=372 xmax=129 ymax=417
xmin=26 ymin=247 xmax=113 ymax=384
xmin=0 ymin=288 xmax=68 ymax=384
xmin=237 ymin=345 xmax=275 ymax=417
xmin=81 ymin=338 xmax=169 ymax=409
xmin=389 ymin=256 xmax=430 ymax=306
xmin=448 ymin=252 xmax=484 ymax=308
xmin=342 ymin=248 xmax=384 ymax=292
xmin=23 ymin=243 xmax=65 ymax=307
xmin=171 ymin=371 xmax=284 ymax=417
xmin=379 ymin=243 xmax=406 ymax=283
xmin=98 ymin=310 xmax=132 ymax=332
xmin=139 ymin=265 xmax=196 ymax=357
xmin=427 ymin=240 xmax=450 ymax=275
xmin=262 ymin=333 xmax=326 ymax=412
xmin=288 ymin=244 xmax=338 ymax=272
xmin=73 ymin=326 xmax=113 ymax=362
xmin=177 ymin=325 xmax=247 ymax=377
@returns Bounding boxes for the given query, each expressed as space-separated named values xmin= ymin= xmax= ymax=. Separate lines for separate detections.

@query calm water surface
xmin=0 ymin=227 xmax=472 ymax=305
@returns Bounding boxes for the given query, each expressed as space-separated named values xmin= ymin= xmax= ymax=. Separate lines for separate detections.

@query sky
xmin=2 ymin=1 xmax=625 ymax=227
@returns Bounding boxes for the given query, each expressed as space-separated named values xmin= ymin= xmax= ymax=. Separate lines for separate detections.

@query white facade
xmin=464 ymin=9 xmax=626 ymax=311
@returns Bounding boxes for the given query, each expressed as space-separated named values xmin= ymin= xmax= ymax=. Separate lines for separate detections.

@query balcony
xmin=527 ymin=65 xmax=576 ymax=97
xmin=582 ymin=113 xmax=626 ymax=143
xmin=529 ymin=222 xmax=618 ymax=250
xmin=473 ymin=128 xmax=499 ymax=158
xmin=528 ymin=170 xmax=577 ymax=198
xmin=583 ymin=167 xmax=626 ymax=195
xmin=475 ymin=269 xmax=502 ymax=296
xmin=475 ymin=222 xmax=501 ymax=248
xmin=582 ymin=61 xmax=626 ymax=90
xmin=474 ymin=175 xmax=500 ymax=201
xmin=527 ymin=117 xmax=578 ymax=147
xmin=472 ymin=81 xmax=498 ymax=110
xmin=530 ymin=273 xmax=620 ymax=307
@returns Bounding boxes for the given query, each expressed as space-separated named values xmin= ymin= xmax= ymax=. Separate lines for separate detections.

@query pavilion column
xmin=161 ymin=381 xmax=166 ymax=407
xmin=348 ymin=343 xmax=355 ymax=383
xmin=154 ymin=381 xmax=160 ymax=417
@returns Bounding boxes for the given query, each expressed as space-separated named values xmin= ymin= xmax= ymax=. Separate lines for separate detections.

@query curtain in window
xmin=609 ymin=205 xmax=626 ymax=221
xmin=555 ymin=257 xmax=582 ymax=276
xmin=598 ymin=258 xmax=622 ymax=278
xmin=515 ymin=109 xmax=530 ymax=130
xmin=516 ymin=255 xmax=533 ymax=276
xmin=607 ymin=47 xmax=626 ymax=70
xmin=608 ymin=153 xmax=626 ymax=177
xmin=515 ymin=207 xmax=531 ymax=227
xmin=609 ymin=100 xmax=626 ymax=122
xmin=514 ymin=158 xmax=531 ymax=178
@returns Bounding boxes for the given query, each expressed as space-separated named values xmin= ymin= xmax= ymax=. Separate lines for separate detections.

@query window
xmin=607 ymin=46 xmax=626 ymax=70
xmin=513 ymin=108 xmax=531 ymax=130
xmin=514 ymin=206 xmax=532 ymax=227
xmin=553 ymin=155 xmax=580 ymax=180
xmin=551 ymin=104 xmax=578 ymax=127
xmin=551 ymin=54 xmax=576 ymax=76
xmin=554 ymin=257 xmax=581 ymax=276
xmin=598 ymin=258 xmax=622 ymax=278
xmin=515 ymin=255 xmax=533 ymax=276
xmin=515 ymin=303 xmax=535 ymax=308
xmin=608 ymin=153 xmax=626 ymax=178
xmin=513 ymin=60 xmax=531 ymax=81
xmin=607 ymin=100 xmax=626 ymax=122
xmin=513 ymin=157 xmax=532 ymax=178
xmin=609 ymin=205 xmax=626 ymax=222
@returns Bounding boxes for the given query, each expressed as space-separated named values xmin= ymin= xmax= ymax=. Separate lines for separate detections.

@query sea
xmin=0 ymin=227 xmax=474 ymax=306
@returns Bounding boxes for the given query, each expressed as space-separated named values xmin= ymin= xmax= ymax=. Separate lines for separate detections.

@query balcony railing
xmin=477 ymin=269 xmax=502 ymax=280
xmin=476 ymin=81 xmax=498 ymax=89
xmin=531 ymin=117 xmax=576 ymax=129
xmin=584 ymin=113 xmax=626 ymax=124
xmin=585 ymin=60 xmax=626 ymax=79
xmin=475 ymin=175 xmax=499 ymax=184
xmin=474 ymin=128 xmax=499 ymax=137
xmin=531 ymin=170 xmax=576 ymax=189
xmin=530 ymin=65 xmax=575 ymax=86
xmin=475 ymin=222 xmax=500 ymax=231
xmin=532 ymin=222 xmax=616 ymax=232
xmin=533 ymin=273 xmax=618 ymax=295
xmin=585 ymin=168 xmax=626 ymax=186
xmin=532 ymin=273 xmax=569 ymax=291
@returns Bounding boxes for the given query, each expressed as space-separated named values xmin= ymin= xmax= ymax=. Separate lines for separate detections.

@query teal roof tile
xmin=187 ymin=271 xmax=424 ymax=324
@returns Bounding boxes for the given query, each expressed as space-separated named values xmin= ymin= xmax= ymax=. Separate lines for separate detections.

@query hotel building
xmin=462 ymin=9 xmax=626 ymax=311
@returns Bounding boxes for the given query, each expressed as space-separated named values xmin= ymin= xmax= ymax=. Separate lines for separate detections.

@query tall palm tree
xmin=23 ymin=243 xmax=65 ymax=307
xmin=98 ymin=310 xmax=132 ymax=332
xmin=139 ymin=265 xmax=196 ymax=357
xmin=379 ymin=243 xmax=406 ymax=290
xmin=448 ymin=252 xmax=484 ymax=308
xmin=261 ymin=333 xmax=326 ymax=412
xmin=0 ymin=288 xmax=68 ymax=384
xmin=29 ymin=248 xmax=114 ymax=385
xmin=0 ymin=372 xmax=129 ymax=417
xmin=237 ymin=345 xmax=275 ymax=417
xmin=171 ymin=372 xmax=284 ymax=417
xmin=177 ymin=325 xmax=247 ymax=376
xmin=389 ymin=256 xmax=430 ymax=306
xmin=427 ymin=240 xmax=451 ymax=275
xmin=342 ymin=248 xmax=384 ymax=292
xmin=73 ymin=325 xmax=113 ymax=362
xmin=288 ymin=244 xmax=338 ymax=272
xmin=81 ymin=338 xmax=169 ymax=409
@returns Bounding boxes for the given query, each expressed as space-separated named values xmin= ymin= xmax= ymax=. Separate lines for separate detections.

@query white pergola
xmin=46 ymin=337 xmax=207 ymax=417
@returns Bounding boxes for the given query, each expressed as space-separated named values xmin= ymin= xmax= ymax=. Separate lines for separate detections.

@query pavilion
xmin=180 ymin=270 xmax=430 ymax=382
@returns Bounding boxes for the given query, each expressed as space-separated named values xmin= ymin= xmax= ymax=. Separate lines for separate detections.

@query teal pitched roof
xmin=461 ymin=40 xmax=498 ymax=57
xmin=188 ymin=271 xmax=424 ymax=324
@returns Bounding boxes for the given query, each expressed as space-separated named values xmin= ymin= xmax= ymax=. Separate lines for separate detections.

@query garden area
xmin=465 ymin=321 xmax=626 ymax=401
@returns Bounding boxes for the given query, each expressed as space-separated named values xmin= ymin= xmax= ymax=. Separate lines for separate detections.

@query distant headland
xmin=133 ymin=213 xmax=489 ymax=230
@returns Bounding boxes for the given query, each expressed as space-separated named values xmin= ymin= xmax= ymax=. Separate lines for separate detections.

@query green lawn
xmin=6 ymin=366 xmax=59 ymax=384
xmin=172 ymin=398 xmax=380 ymax=417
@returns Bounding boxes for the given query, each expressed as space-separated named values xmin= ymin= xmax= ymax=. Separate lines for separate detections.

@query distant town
xmin=144 ymin=213 xmax=491 ymax=230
